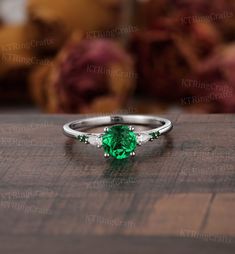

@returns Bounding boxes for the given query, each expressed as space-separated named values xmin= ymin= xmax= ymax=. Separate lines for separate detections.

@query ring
xmin=63 ymin=115 xmax=173 ymax=160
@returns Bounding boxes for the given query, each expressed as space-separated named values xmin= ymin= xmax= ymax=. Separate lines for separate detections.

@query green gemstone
xmin=102 ymin=125 xmax=137 ymax=160
xmin=150 ymin=131 xmax=160 ymax=140
xmin=77 ymin=135 xmax=87 ymax=143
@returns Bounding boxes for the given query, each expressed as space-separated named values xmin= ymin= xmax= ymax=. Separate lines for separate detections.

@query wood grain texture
xmin=0 ymin=114 xmax=234 ymax=254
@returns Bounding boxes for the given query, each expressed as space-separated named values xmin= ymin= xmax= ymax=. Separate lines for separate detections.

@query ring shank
xmin=63 ymin=115 xmax=173 ymax=139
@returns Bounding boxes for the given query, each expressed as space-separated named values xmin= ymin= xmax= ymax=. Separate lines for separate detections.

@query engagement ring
xmin=63 ymin=115 xmax=173 ymax=160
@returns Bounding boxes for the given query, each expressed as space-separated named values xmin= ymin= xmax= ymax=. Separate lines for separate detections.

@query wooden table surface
xmin=0 ymin=114 xmax=234 ymax=254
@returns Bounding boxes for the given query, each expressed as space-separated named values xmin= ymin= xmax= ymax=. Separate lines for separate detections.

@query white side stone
xmin=88 ymin=136 xmax=102 ymax=147
xmin=137 ymin=133 xmax=151 ymax=145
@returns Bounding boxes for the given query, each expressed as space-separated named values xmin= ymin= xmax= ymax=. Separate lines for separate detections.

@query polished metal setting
xmin=63 ymin=115 xmax=173 ymax=158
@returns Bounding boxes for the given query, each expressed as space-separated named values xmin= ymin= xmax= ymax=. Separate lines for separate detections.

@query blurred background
xmin=0 ymin=0 xmax=235 ymax=114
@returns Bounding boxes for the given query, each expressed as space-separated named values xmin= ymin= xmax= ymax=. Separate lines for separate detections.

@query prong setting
xmin=64 ymin=115 xmax=172 ymax=160
xmin=129 ymin=126 xmax=135 ymax=131
xmin=137 ymin=134 xmax=142 ymax=146
xmin=130 ymin=152 xmax=136 ymax=157
xmin=104 ymin=127 xmax=110 ymax=133
xmin=104 ymin=153 xmax=110 ymax=158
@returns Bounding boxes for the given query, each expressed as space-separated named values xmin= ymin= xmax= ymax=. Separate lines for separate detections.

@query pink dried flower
xmin=30 ymin=36 xmax=135 ymax=113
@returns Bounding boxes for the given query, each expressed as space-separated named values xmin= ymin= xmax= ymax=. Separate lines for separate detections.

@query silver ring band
xmin=63 ymin=115 xmax=173 ymax=159
xmin=63 ymin=115 xmax=172 ymax=138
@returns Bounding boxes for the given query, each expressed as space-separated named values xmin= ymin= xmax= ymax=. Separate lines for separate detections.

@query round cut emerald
xmin=102 ymin=125 xmax=137 ymax=160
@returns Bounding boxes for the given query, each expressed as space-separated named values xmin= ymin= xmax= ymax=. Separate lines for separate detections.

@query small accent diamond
xmin=88 ymin=136 xmax=102 ymax=147
xmin=137 ymin=133 xmax=151 ymax=145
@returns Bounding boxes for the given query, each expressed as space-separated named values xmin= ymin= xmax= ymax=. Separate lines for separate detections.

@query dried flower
xmin=195 ymin=44 xmax=235 ymax=112
xmin=131 ymin=0 xmax=235 ymax=112
xmin=29 ymin=36 xmax=135 ymax=113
